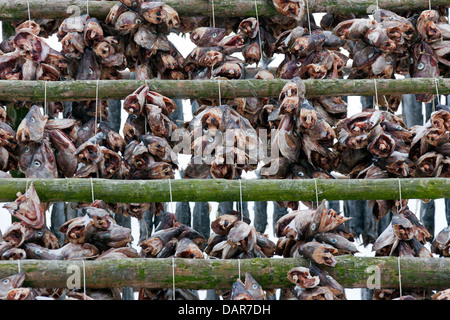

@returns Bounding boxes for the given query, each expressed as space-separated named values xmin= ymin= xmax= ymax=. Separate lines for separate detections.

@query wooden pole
xmin=0 ymin=178 xmax=449 ymax=203
xmin=0 ymin=78 xmax=449 ymax=102
xmin=0 ymin=0 xmax=447 ymax=20
xmin=0 ymin=256 xmax=449 ymax=290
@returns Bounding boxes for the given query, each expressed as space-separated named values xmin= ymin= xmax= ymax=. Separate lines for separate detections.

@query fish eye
xmin=390 ymin=16 xmax=395 ymax=20
xmin=25 ymin=146 xmax=30 ymax=152
xmin=252 ymin=284 xmax=258 ymax=289
xmin=208 ymin=136 xmax=214 ymax=142
xmin=310 ymin=223 xmax=316 ymax=231
xmin=30 ymin=116 xmax=35 ymax=122
xmin=3 ymin=279 xmax=10 ymax=284
xmin=298 ymin=171 xmax=304 ymax=177
xmin=296 ymin=62 xmax=302 ymax=67
xmin=88 ymin=68 xmax=94 ymax=75
xmin=37 ymin=231 xmax=44 ymax=237
xmin=212 ymin=32 xmax=217 ymax=37
xmin=35 ymin=249 xmax=42 ymax=254
xmin=34 ymin=160 xmax=41 ymax=167
xmin=135 ymin=19 xmax=142 ymax=24
xmin=417 ymin=63 xmax=424 ymax=70
xmin=331 ymin=238 xmax=337 ymax=243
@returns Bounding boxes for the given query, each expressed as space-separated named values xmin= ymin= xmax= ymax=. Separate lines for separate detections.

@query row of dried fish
xmin=138 ymin=212 xmax=206 ymax=300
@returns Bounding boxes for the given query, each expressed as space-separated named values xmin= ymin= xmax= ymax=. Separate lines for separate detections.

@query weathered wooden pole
xmin=0 ymin=79 xmax=449 ymax=101
xmin=0 ymin=178 xmax=449 ymax=203
xmin=1 ymin=256 xmax=450 ymax=290
xmin=0 ymin=0 xmax=447 ymax=20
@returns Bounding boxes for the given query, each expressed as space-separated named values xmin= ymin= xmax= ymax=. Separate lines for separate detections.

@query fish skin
xmin=314 ymin=232 xmax=358 ymax=254
xmin=16 ymin=105 xmax=48 ymax=145
xmin=48 ymin=129 xmax=77 ymax=178
xmin=244 ymin=272 xmax=266 ymax=300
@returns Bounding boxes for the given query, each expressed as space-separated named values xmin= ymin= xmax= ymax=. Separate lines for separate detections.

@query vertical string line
xmin=398 ymin=257 xmax=403 ymax=297
xmin=44 ymin=81 xmax=48 ymax=116
xmin=26 ymin=0 xmax=31 ymax=21
xmin=373 ymin=79 xmax=379 ymax=109
xmin=305 ymin=0 xmax=312 ymax=33
xmin=239 ymin=179 xmax=243 ymax=221
xmin=254 ymin=0 xmax=263 ymax=64
xmin=434 ymin=78 xmax=440 ymax=112
xmin=90 ymin=177 xmax=95 ymax=203
xmin=172 ymin=257 xmax=176 ymax=300
xmin=81 ymin=260 xmax=86 ymax=300
xmin=211 ymin=0 xmax=216 ymax=28
xmin=94 ymin=79 xmax=99 ymax=145
xmin=238 ymin=258 xmax=241 ymax=281
xmin=168 ymin=177 xmax=174 ymax=212
xmin=217 ymin=79 xmax=222 ymax=106
xmin=314 ymin=178 xmax=319 ymax=207
xmin=397 ymin=178 xmax=403 ymax=213
xmin=86 ymin=0 xmax=90 ymax=16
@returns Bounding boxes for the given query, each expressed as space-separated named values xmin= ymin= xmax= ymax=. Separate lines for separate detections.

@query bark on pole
xmin=0 ymin=78 xmax=449 ymax=102
xmin=0 ymin=178 xmax=449 ymax=203
xmin=1 ymin=256 xmax=450 ymax=290
xmin=0 ymin=0 xmax=447 ymax=20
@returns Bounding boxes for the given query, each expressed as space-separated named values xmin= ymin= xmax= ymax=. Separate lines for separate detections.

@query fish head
xmin=244 ymin=272 xmax=266 ymax=300
xmin=231 ymin=279 xmax=254 ymax=300
xmin=17 ymin=105 xmax=48 ymax=145
xmin=115 ymin=11 xmax=143 ymax=32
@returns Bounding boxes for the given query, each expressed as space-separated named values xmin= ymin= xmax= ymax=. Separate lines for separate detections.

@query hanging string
xmin=26 ymin=0 xmax=31 ymax=22
xmin=238 ymin=258 xmax=241 ymax=281
xmin=90 ymin=177 xmax=95 ymax=203
xmin=434 ymin=78 xmax=440 ymax=111
xmin=239 ymin=179 xmax=243 ymax=220
xmin=397 ymin=178 xmax=403 ymax=213
xmin=211 ymin=0 xmax=216 ymax=28
xmin=314 ymin=178 xmax=319 ymax=207
xmin=94 ymin=79 xmax=100 ymax=145
xmin=373 ymin=79 xmax=379 ymax=109
xmin=17 ymin=259 xmax=21 ymax=273
xmin=25 ymin=178 xmax=30 ymax=198
xmin=376 ymin=0 xmax=380 ymax=10
xmin=217 ymin=79 xmax=222 ymax=106
xmin=81 ymin=259 xmax=86 ymax=300
xmin=44 ymin=81 xmax=48 ymax=116
xmin=397 ymin=256 xmax=403 ymax=297
xmin=168 ymin=177 xmax=174 ymax=212
xmin=86 ymin=0 xmax=90 ymax=16
xmin=172 ymin=257 xmax=176 ymax=300
xmin=428 ymin=0 xmax=432 ymax=10
xmin=305 ymin=0 xmax=312 ymax=34
xmin=144 ymin=80 xmax=148 ymax=133
xmin=254 ymin=0 xmax=263 ymax=65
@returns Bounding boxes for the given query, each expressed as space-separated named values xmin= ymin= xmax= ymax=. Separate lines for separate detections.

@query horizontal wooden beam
xmin=0 ymin=0 xmax=447 ymax=21
xmin=0 ymin=178 xmax=448 ymax=203
xmin=0 ymin=78 xmax=449 ymax=102
xmin=0 ymin=255 xmax=449 ymax=290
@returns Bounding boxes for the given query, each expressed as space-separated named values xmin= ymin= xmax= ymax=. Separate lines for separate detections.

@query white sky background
xmin=0 ymin=12 xmax=448 ymax=300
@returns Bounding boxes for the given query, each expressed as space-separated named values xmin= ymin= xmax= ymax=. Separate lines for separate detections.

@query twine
xmin=81 ymin=259 xmax=86 ymax=300
xmin=90 ymin=177 xmax=95 ymax=203
xmin=172 ymin=257 xmax=176 ymax=300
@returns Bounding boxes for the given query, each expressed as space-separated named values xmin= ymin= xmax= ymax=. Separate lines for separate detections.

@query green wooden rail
xmin=0 ymin=177 xmax=448 ymax=203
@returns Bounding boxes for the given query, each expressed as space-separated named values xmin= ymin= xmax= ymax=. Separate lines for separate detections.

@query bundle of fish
xmin=0 ymin=20 xmax=67 ymax=82
xmin=206 ymin=211 xmax=276 ymax=300
xmin=0 ymin=272 xmax=122 ymax=300
xmin=2 ymin=183 xmax=135 ymax=261
xmin=138 ymin=212 xmax=206 ymax=300
xmin=371 ymin=200 xmax=433 ymax=300
xmin=0 ymin=183 xmax=136 ymax=300
xmin=332 ymin=8 xmax=450 ymax=107
xmin=286 ymin=264 xmax=345 ymax=300
xmin=0 ymin=107 xmax=17 ymax=177
xmin=183 ymin=103 xmax=263 ymax=179
xmin=275 ymin=200 xmax=356 ymax=266
xmin=260 ymin=77 xmax=338 ymax=210
xmin=104 ymin=0 xmax=185 ymax=80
